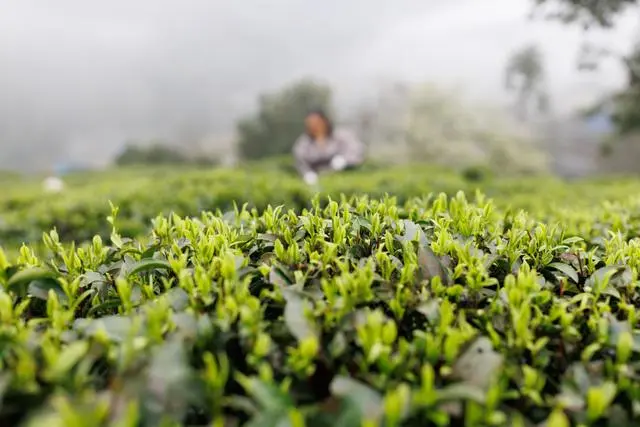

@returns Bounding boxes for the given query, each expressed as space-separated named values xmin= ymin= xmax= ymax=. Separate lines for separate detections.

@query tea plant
xmin=3 ymin=164 xmax=640 ymax=249
xmin=2 ymin=189 xmax=640 ymax=426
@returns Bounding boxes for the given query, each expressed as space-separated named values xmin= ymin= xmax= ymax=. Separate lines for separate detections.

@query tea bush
xmin=2 ymin=185 xmax=640 ymax=426
xmin=0 ymin=165 xmax=473 ymax=247
xmin=3 ymin=164 xmax=640 ymax=249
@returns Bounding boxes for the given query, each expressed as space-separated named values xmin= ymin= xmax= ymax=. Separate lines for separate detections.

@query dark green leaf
xmin=240 ymin=376 xmax=292 ymax=412
xmin=330 ymin=376 xmax=383 ymax=423
xmin=145 ymin=338 xmax=195 ymax=424
xmin=172 ymin=312 xmax=198 ymax=341
xmin=548 ymin=262 xmax=579 ymax=283
xmin=417 ymin=299 xmax=440 ymax=323
xmin=74 ymin=315 xmax=133 ymax=342
xmin=6 ymin=267 xmax=56 ymax=295
xmin=562 ymin=236 xmax=584 ymax=245
xmin=80 ymin=271 xmax=106 ymax=288
xmin=27 ymin=278 xmax=67 ymax=303
xmin=44 ymin=341 xmax=89 ymax=381
xmin=417 ymin=244 xmax=450 ymax=285
xmin=586 ymin=265 xmax=632 ymax=290
xmin=269 ymin=266 xmax=293 ymax=290
xmin=435 ymin=383 xmax=486 ymax=404
xmin=282 ymin=288 xmax=316 ymax=342
xmin=126 ymin=259 xmax=172 ymax=278
xmin=244 ymin=411 xmax=290 ymax=427
xmin=165 ymin=287 xmax=190 ymax=311
xmin=401 ymin=220 xmax=450 ymax=285
xmin=257 ymin=233 xmax=278 ymax=242
xmin=452 ymin=336 xmax=503 ymax=390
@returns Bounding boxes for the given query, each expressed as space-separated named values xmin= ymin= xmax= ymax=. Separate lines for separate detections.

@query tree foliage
xmin=236 ymin=79 xmax=334 ymax=160
xmin=114 ymin=142 xmax=215 ymax=167
xmin=504 ymin=44 xmax=549 ymax=121
xmin=532 ymin=0 xmax=636 ymax=28
xmin=533 ymin=0 xmax=640 ymax=133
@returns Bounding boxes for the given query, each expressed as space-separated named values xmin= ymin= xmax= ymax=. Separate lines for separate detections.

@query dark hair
xmin=305 ymin=109 xmax=334 ymax=137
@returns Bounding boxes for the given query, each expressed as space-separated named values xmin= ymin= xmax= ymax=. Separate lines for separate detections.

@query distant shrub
xmin=114 ymin=142 xmax=217 ymax=167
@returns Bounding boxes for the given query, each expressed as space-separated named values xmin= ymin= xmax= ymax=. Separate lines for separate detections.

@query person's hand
xmin=330 ymin=155 xmax=347 ymax=171
xmin=303 ymin=171 xmax=318 ymax=186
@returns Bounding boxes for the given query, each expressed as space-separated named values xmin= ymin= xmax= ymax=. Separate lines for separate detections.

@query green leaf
xmin=6 ymin=267 xmax=56 ymax=295
xmin=257 ymin=233 xmax=278 ymax=242
xmin=548 ymin=262 xmax=579 ymax=283
xmin=126 ymin=259 xmax=172 ymax=278
xmin=417 ymin=299 xmax=440 ymax=323
xmin=417 ymin=244 xmax=450 ymax=285
xmin=145 ymin=338 xmax=195 ymax=423
xmin=43 ymin=341 xmax=89 ymax=381
xmin=330 ymin=376 xmax=383 ymax=424
xmin=331 ymin=398 xmax=362 ymax=427
xmin=269 ymin=266 xmax=293 ymax=290
xmin=434 ymin=383 xmax=486 ymax=404
xmin=602 ymin=286 xmax=622 ymax=299
xmin=240 ymin=376 xmax=292 ymax=412
xmin=28 ymin=279 xmax=67 ymax=303
xmin=172 ymin=312 xmax=198 ymax=341
xmin=562 ymin=236 xmax=584 ymax=245
xmin=452 ymin=336 xmax=503 ymax=390
xmin=282 ymin=288 xmax=316 ymax=342
xmin=165 ymin=287 xmax=190 ymax=311
xmin=401 ymin=220 xmax=450 ymax=285
xmin=74 ymin=315 xmax=133 ymax=342
xmin=545 ymin=408 xmax=571 ymax=427
xmin=243 ymin=411 xmax=290 ymax=427
xmin=80 ymin=271 xmax=107 ymax=289
xmin=586 ymin=381 xmax=617 ymax=422
xmin=585 ymin=265 xmax=631 ymax=291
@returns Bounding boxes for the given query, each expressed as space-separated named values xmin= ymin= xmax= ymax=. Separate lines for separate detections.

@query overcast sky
xmin=0 ymin=0 xmax=637 ymax=170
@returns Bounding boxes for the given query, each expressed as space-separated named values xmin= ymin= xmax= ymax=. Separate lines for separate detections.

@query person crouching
xmin=292 ymin=109 xmax=365 ymax=185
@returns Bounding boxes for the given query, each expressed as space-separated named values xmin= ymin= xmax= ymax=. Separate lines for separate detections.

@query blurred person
xmin=43 ymin=175 xmax=64 ymax=193
xmin=42 ymin=165 xmax=65 ymax=193
xmin=292 ymin=109 xmax=365 ymax=185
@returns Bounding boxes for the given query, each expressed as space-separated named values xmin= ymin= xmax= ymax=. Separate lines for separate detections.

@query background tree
xmin=236 ymin=78 xmax=334 ymax=160
xmin=114 ymin=140 xmax=216 ymax=167
xmin=531 ymin=0 xmax=636 ymax=28
xmin=504 ymin=44 xmax=549 ymax=121
xmin=531 ymin=0 xmax=640 ymax=133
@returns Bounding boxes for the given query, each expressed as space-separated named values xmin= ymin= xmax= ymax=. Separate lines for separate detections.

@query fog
xmin=0 ymin=0 xmax=637 ymax=171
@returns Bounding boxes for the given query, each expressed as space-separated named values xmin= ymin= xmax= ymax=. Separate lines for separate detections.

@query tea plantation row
xmin=2 ymin=164 xmax=640 ymax=248
xmin=2 ymin=166 xmax=640 ymax=426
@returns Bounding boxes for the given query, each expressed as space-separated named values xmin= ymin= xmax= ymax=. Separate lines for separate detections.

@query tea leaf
xmin=6 ymin=267 xmax=56 ymax=294
xmin=126 ymin=259 xmax=172 ymax=277
xmin=548 ymin=262 xmax=579 ymax=283
xmin=330 ymin=376 xmax=383 ymax=423
xmin=282 ymin=289 xmax=316 ymax=342
xmin=452 ymin=336 xmax=503 ymax=390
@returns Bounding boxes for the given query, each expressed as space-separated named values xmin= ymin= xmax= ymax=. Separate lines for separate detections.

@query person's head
xmin=304 ymin=109 xmax=333 ymax=140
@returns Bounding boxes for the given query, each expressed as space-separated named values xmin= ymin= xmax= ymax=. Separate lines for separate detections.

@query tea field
xmin=2 ymin=164 xmax=640 ymax=426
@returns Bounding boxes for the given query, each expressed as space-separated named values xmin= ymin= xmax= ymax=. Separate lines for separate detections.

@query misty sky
xmin=0 ymin=0 xmax=637 ymax=170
